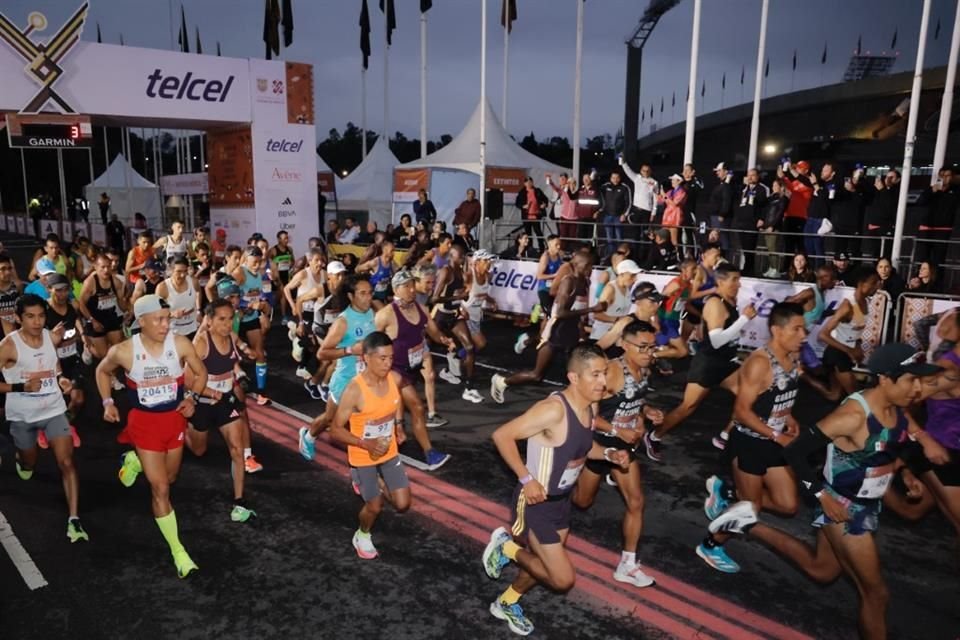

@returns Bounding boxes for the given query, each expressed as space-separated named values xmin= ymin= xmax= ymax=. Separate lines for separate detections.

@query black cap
xmin=835 ymin=252 xmax=850 ymax=262
xmin=866 ymin=343 xmax=942 ymax=377
xmin=47 ymin=273 xmax=70 ymax=289
xmin=632 ymin=282 xmax=663 ymax=303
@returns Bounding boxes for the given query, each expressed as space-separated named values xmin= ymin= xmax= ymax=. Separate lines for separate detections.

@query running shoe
xmin=712 ymin=430 xmax=730 ymax=451
xmin=351 ymin=478 xmax=361 ymax=496
xmin=605 ymin=473 xmax=618 ymax=487
xmin=613 ymin=562 xmax=656 ymax=588
xmin=642 ymin=431 xmax=662 ymax=463
xmin=319 ymin=384 xmax=330 ymax=402
xmin=529 ymin=303 xmax=542 ymax=324
xmin=230 ymin=504 xmax=258 ymax=522
xmin=438 ymin=368 xmax=461 ymax=385
xmin=298 ymin=427 xmax=316 ymax=461
xmin=489 ymin=600 xmax=534 ymax=636
xmin=696 ymin=543 xmax=740 ymax=573
xmin=15 ymin=459 xmax=33 ymax=481
xmin=173 ymin=550 xmax=199 ymax=578
xmin=424 ymin=449 xmax=451 ymax=471
xmin=708 ymin=501 xmax=758 ymax=535
xmin=482 ymin=526 xmax=513 ymax=579
xmin=286 ymin=320 xmax=298 ymax=342
xmin=295 ymin=366 xmax=311 ymax=380
xmin=514 ymin=333 xmax=530 ymax=355
xmin=490 ymin=374 xmax=507 ymax=404
xmin=82 ymin=349 xmax=93 ymax=365
xmin=704 ymin=475 xmax=730 ymax=520
xmin=352 ymin=529 xmax=379 ymax=560
xmin=292 ymin=339 xmax=304 ymax=363
xmin=304 ymin=381 xmax=322 ymax=400
xmin=69 ymin=425 xmax=81 ymax=448
xmin=255 ymin=394 xmax=271 ymax=406
xmin=37 ymin=430 xmax=49 ymax=449
xmin=244 ymin=455 xmax=263 ymax=474
xmin=462 ymin=388 xmax=483 ymax=404
xmin=447 ymin=351 xmax=462 ymax=378
xmin=118 ymin=450 xmax=142 ymax=487
xmin=426 ymin=413 xmax=449 ymax=428
xmin=66 ymin=518 xmax=89 ymax=543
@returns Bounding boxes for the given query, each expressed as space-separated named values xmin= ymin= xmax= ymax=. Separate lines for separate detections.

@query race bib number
xmin=572 ymin=296 xmax=589 ymax=311
xmin=362 ymin=415 xmax=395 ymax=440
xmin=0 ymin=312 xmax=15 ymax=325
xmin=408 ymin=342 xmax=425 ymax=369
xmin=137 ymin=376 xmax=178 ymax=407
xmin=857 ymin=465 xmax=894 ymax=499
xmin=277 ymin=260 xmax=291 ymax=272
xmin=557 ymin=457 xmax=586 ymax=491
xmin=25 ymin=369 xmax=56 ymax=393
xmin=261 ymin=281 xmax=273 ymax=293
xmin=374 ymin=280 xmax=389 ymax=293
xmin=208 ymin=372 xmax=234 ymax=393
xmin=302 ymin=300 xmax=316 ymax=312
xmin=611 ymin=411 xmax=640 ymax=431
xmin=56 ymin=342 xmax=78 ymax=359
xmin=97 ymin=296 xmax=116 ymax=311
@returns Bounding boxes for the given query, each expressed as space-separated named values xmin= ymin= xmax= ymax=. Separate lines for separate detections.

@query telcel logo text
xmin=491 ymin=267 xmax=537 ymax=291
xmin=266 ymin=138 xmax=303 ymax=153
xmin=146 ymin=70 xmax=234 ymax=102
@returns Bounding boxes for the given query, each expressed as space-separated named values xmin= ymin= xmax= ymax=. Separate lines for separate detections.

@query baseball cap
xmin=391 ymin=270 xmax=415 ymax=288
xmin=215 ymin=228 xmax=227 ymax=238
xmin=473 ymin=249 xmax=498 ymax=262
xmin=866 ymin=343 xmax=942 ymax=378
xmin=327 ymin=260 xmax=347 ymax=275
xmin=713 ymin=162 xmax=727 ymax=172
xmin=47 ymin=273 xmax=70 ymax=289
xmin=133 ymin=294 xmax=170 ymax=320
xmin=669 ymin=173 xmax=683 ymax=181
xmin=795 ymin=160 xmax=811 ymax=171
xmin=615 ymin=259 xmax=642 ymax=275
xmin=144 ymin=258 xmax=164 ymax=271
xmin=36 ymin=258 xmax=57 ymax=276
xmin=835 ymin=252 xmax=850 ymax=262
xmin=631 ymin=281 xmax=663 ymax=303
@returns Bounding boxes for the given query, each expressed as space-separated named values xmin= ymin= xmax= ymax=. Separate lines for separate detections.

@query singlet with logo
xmin=699 ymin=295 xmax=740 ymax=361
xmin=545 ymin=275 xmax=589 ymax=346
xmin=298 ymin=267 xmax=324 ymax=324
xmin=539 ymin=253 xmax=563 ymax=292
xmin=596 ymin=360 xmax=648 ymax=438
xmin=165 ymin=277 xmax=198 ymax=336
xmin=329 ymin=306 xmax=376 ymax=393
xmin=164 ymin=235 xmax=189 ymax=263
xmin=126 ymin=332 xmax=184 ymax=413
xmin=347 ymin=373 xmax=401 ymax=467
xmin=831 ymin=298 xmax=867 ymax=348
xmin=0 ymin=283 xmax=19 ymax=335
xmin=3 ymin=329 xmax=66 ymax=422
xmin=203 ymin=333 xmax=240 ymax=394
xmin=273 ymin=246 xmax=294 ymax=274
xmin=589 ymin=281 xmax=631 ymax=340
xmin=662 ymin=276 xmax=691 ymax=324
xmin=520 ymin=392 xmax=595 ymax=496
xmin=391 ymin=301 xmax=428 ymax=372
xmin=438 ymin=266 xmax=465 ymax=314
xmin=433 ymin=250 xmax=449 ymax=270
xmin=369 ymin=256 xmax=394 ymax=298
xmin=239 ymin=267 xmax=262 ymax=320
xmin=925 ymin=350 xmax=960 ymax=450
xmin=803 ymin=285 xmax=826 ymax=329
xmin=734 ymin=348 xmax=800 ymax=440
xmin=90 ymin=276 xmax=122 ymax=323
xmin=45 ymin=302 xmax=81 ymax=362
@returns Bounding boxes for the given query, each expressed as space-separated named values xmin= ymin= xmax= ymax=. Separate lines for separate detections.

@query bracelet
xmin=519 ymin=474 xmax=534 ymax=486
xmin=770 ymin=430 xmax=781 ymax=442
xmin=608 ymin=426 xmax=619 ymax=439
xmin=102 ymin=397 xmax=115 ymax=406
xmin=10 ymin=383 xmax=24 ymax=393
xmin=603 ymin=447 xmax=617 ymax=462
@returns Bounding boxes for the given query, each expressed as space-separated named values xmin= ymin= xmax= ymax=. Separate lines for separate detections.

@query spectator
xmin=337 ymin=217 xmax=360 ymax=244
xmin=917 ymin=166 xmax=959 ymax=265
xmin=339 ymin=253 xmax=358 ymax=273
xmin=804 ymin=162 xmax=842 ymax=262
xmin=453 ymin=188 xmax=482 ymax=232
xmin=598 ymin=170 xmax=632 ymax=256
xmin=680 ymin=163 xmax=703 ymax=231
xmin=452 ymin=222 xmax=477 ymax=252
xmin=860 ymin=170 xmax=899 ymax=259
xmin=759 ymin=178 xmax=787 ymax=277
xmin=833 ymin=252 xmax=856 ymax=285
xmin=501 ymin=232 xmax=537 ymax=260
xmin=357 ymin=220 xmax=378 ymax=244
xmin=619 ymin=158 xmax=659 ymax=242
xmin=402 ymin=231 xmax=433 ymax=269
xmin=575 ymin=172 xmax=601 ymax=241
xmin=788 ymin=252 xmax=815 ymax=283
xmin=643 ymin=228 xmax=679 ymax=271
xmin=546 ymin=173 xmax=578 ymax=246
xmin=326 ymin=220 xmax=340 ymax=244
xmin=731 ymin=168 xmax=770 ymax=275
xmin=106 ymin=213 xmax=126 ymax=256
xmin=515 ymin=177 xmax=549 ymax=251
xmin=429 ymin=220 xmax=447 ymax=245
xmin=907 ymin=261 xmax=940 ymax=293
xmin=828 ymin=167 xmax=863 ymax=259
xmin=704 ymin=162 xmax=736 ymax=253
xmin=658 ymin=174 xmax=686 ymax=248
xmin=413 ymin=189 xmax=438 ymax=227
xmin=392 ymin=213 xmax=416 ymax=248
xmin=97 ymin=192 xmax=111 ymax=225
xmin=778 ymin=160 xmax=814 ymax=256
xmin=876 ymin=256 xmax=905 ymax=303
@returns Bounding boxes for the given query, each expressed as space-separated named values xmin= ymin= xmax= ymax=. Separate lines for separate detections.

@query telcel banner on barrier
xmin=487 ymin=259 xmax=888 ymax=354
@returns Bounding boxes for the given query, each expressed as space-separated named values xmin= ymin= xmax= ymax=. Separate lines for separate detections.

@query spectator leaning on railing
xmin=598 ymin=170 xmax=632 ymax=256
xmin=731 ymin=168 xmax=769 ymax=275
xmin=805 ymin=162 xmax=844 ymax=263
xmin=778 ymin=160 xmax=814 ymax=257
xmin=618 ymin=157 xmax=659 ymax=241
xmin=759 ymin=178 xmax=787 ymax=278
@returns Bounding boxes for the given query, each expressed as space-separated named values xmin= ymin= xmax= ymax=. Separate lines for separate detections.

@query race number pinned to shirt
xmin=857 ymin=464 xmax=894 ymax=499
xmin=136 ymin=375 xmax=179 ymax=407
xmin=25 ymin=369 xmax=57 ymax=394
xmin=557 ymin=457 xmax=587 ymax=491
xmin=408 ymin=342 xmax=425 ymax=369
xmin=362 ymin=414 xmax=395 ymax=440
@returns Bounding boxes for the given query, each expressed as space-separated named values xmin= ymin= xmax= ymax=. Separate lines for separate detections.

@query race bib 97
xmin=362 ymin=415 xmax=395 ymax=440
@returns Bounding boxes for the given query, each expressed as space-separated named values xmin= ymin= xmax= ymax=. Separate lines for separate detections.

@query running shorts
xmin=585 ymin=431 xmax=639 ymax=475
xmin=812 ymin=487 xmax=880 ymax=535
xmin=350 ymin=455 xmax=409 ymax=502
xmin=9 ymin=414 xmax=70 ymax=451
xmin=85 ymin=314 xmax=123 ymax=338
xmin=730 ymin=428 xmax=786 ymax=476
xmin=125 ymin=408 xmax=186 ymax=452
xmin=238 ymin=316 xmax=262 ymax=339
xmin=191 ymin=393 xmax=244 ymax=432
xmin=822 ymin=346 xmax=855 ymax=373
xmin=509 ymin=484 xmax=571 ymax=545
xmin=687 ymin=354 xmax=740 ymax=387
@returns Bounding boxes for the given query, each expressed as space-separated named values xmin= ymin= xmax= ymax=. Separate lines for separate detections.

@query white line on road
xmin=0 ymin=510 xmax=48 ymax=590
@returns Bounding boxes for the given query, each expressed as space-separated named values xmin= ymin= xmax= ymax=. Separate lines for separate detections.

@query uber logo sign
xmin=145 ymin=69 xmax=235 ymax=102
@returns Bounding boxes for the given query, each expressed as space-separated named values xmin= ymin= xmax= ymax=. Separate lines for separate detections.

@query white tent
xmin=336 ymin=137 xmax=398 ymax=228
xmin=84 ymin=154 xmax=163 ymax=228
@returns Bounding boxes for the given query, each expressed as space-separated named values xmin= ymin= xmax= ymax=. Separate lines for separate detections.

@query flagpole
xmin=420 ymin=8 xmax=428 ymax=158
xmin=747 ymin=0 xmax=769 ymax=169
xmin=892 ymin=0 xmax=932 ymax=268
xmin=502 ymin=9 xmax=509 ymax=130
xmin=932 ymin=0 xmax=960 ymax=183
xmin=682 ymin=0 xmax=702 ymax=165
xmin=384 ymin=9 xmax=390 ymax=144
xmin=362 ymin=68 xmax=368 ymax=158
xmin=479 ymin=0 xmax=488 ymax=248
xmin=572 ymin=0 xmax=584 ymax=184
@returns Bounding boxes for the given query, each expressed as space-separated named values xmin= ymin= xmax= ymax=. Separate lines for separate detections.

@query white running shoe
xmin=295 ymin=366 xmax=311 ymax=380
xmin=462 ymin=388 xmax=483 ymax=404
xmin=490 ymin=374 xmax=507 ymax=404
xmin=613 ymin=562 xmax=656 ymax=588
xmin=292 ymin=339 xmax=304 ymax=363
xmin=438 ymin=368 xmax=461 ymax=385
xmin=708 ymin=501 xmax=758 ymax=535
xmin=514 ymin=333 xmax=530 ymax=355
xmin=352 ymin=529 xmax=378 ymax=560
xmin=447 ymin=351 xmax=462 ymax=378
xmin=286 ymin=321 xmax=297 ymax=342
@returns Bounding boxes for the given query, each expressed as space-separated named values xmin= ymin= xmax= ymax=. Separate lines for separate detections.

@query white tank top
xmin=590 ymin=282 xmax=632 ymax=340
xmin=2 ymin=329 xmax=66 ymax=422
xmin=466 ymin=268 xmax=492 ymax=322
xmin=165 ymin=235 xmax=189 ymax=261
xmin=164 ymin=277 xmax=198 ymax=335
xmin=127 ymin=332 xmax=184 ymax=411
xmin=299 ymin=268 xmax=323 ymax=312
xmin=831 ymin=300 xmax=867 ymax=348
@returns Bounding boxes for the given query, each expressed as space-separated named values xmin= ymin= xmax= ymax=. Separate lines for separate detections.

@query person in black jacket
xmin=643 ymin=228 xmax=679 ymax=271
xmin=730 ymin=168 xmax=769 ymax=275
xmin=916 ymin=166 xmax=960 ymax=265
xmin=804 ymin=163 xmax=842 ymax=263
xmin=859 ymin=170 xmax=900 ymax=259
xmin=759 ymin=179 xmax=787 ymax=277
xmin=705 ymin=162 xmax=736 ymax=253
xmin=598 ymin=171 xmax=632 ymax=257
xmin=827 ymin=167 xmax=864 ymax=259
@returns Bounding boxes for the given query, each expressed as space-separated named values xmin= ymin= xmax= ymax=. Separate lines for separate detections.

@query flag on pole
xmin=263 ymin=0 xmax=280 ymax=59
xmin=792 ymin=49 xmax=797 ymax=71
xmin=891 ymin=28 xmax=897 ymax=49
xmin=672 ymin=91 xmax=675 ymax=107
xmin=421 ymin=0 xmax=433 ymax=11
xmin=119 ymin=33 xmax=124 ymax=46
xmin=178 ymin=5 xmax=189 ymax=53
xmin=650 ymin=104 xmax=654 ymax=118
xmin=642 ymin=110 xmax=645 ymax=124
xmin=195 ymin=26 xmax=202 ymax=54
xmin=686 ymin=86 xmax=689 ymax=101
xmin=282 ymin=0 xmax=294 ymax=47
xmin=217 ymin=41 xmax=222 ymax=56
xmin=660 ymin=97 xmax=664 ymax=113
xmin=935 ymin=18 xmax=941 ymax=40
xmin=764 ymin=58 xmax=769 ymax=78
xmin=721 ymin=72 xmax=726 ymax=90
xmin=500 ymin=0 xmax=517 ymax=33
xmin=379 ymin=0 xmax=396 ymax=45
xmin=360 ymin=0 xmax=371 ymax=69
xmin=96 ymin=22 xmax=102 ymax=43
xmin=740 ymin=64 xmax=745 ymax=85
xmin=700 ymin=80 xmax=705 ymax=97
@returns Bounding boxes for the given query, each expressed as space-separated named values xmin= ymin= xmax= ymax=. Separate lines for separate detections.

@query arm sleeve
xmin=782 ymin=424 xmax=833 ymax=497
xmin=707 ymin=314 xmax=749 ymax=348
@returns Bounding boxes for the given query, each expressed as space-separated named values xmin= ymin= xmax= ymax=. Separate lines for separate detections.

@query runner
xmin=645 ymin=263 xmax=756 ymax=462
xmin=431 ymin=245 xmax=483 ymax=403
xmin=819 ymin=267 xmax=880 ymax=396
xmin=192 ymin=243 xmax=214 ymax=310
xmin=1 ymin=293 xmax=87 ymax=543
xmin=232 ymin=246 xmax=270 ymax=405
xmin=358 ymin=239 xmax=396 ymax=311
xmin=0 ymin=254 xmax=22 ymax=339
xmin=376 ymin=269 xmax=453 ymax=470
xmin=96 ymin=294 xmax=208 ymax=578
xmin=696 ymin=302 xmax=806 ymax=574
xmin=463 ymin=250 xmax=499 ymax=352
xmin=156 ymin=257 xmax=201 ymax=340
xmin=572 ymin=321 xmax=659 ymax=588
xmin=43 ymin=274 xmax=84 ymax=444
xmin=210 ymin=228 xmax=228 ymax=268
xmin=183 ymin=298 xmax=257 ymax=522
xmin=125 ymin=232 xmax=155 ymax=287
xmin=785 ymin=263 xmax=841 ymax=402
xmin=482 ymin=344 xmax=629 ymax=636
xmin=707 ymin=343 xmax=948 ymax=640
xmin=412 ymin=264 xmax=446 ymax=423
xmin=130 ymin=259 xmax=166 ymax=303
xmin=267 ymin=230 xmax=295 ymax=321
xmin=491 ymin=252 xmax=603 ymax=403
xmin=205 ymin=245 xmax=243 ymax=302
xmin=596 ymin=283 xmax=688 ymax=365
xmin=588 ymin=259 xmax=641 ymax=343
xmin=328 ymin=331 xmax=411 ymax=559
xmin=77 ymin=253 xmax=127 ymax=361
xmin=282 ymin=248 xmax=326 ymax=377
xmin=154 ymin=221 xmax=192 ymax=267
xmin=514 ymin=235 xmax=564 ymax=354
xmin=684 ymin=246 xmax=723 ymax=343
xmin=302 ymin=260 xmax=347 ymax=400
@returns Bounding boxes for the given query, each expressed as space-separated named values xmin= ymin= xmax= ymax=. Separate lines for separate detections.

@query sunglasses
xmin=623 ymin=340 xmax=658 ymax=353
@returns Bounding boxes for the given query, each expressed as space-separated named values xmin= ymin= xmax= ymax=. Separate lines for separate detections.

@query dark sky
xmin=4 ymin=0 xmax=956 ymax=143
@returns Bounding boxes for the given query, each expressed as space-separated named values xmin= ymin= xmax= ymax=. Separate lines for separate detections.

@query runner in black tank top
xmin=78 ymin=254 xmax=127 ymax=361
xmin=46 ymin=274 xmax=85 ymax=421
xmin=483 ymin=345 xmax=630 ymax=636
xmin=430 ymin=245 xmax=483 ymax=404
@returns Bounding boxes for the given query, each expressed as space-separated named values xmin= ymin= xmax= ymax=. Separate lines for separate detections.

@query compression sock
xmin=156 ymin=511 xmax=185 ymax=555
xmin=502 ymin=540 xmax=521 ymax=561
xmin=499 ymin=586 xmax=522 ymax=605
xmin=255 ymin=362 xmax=267 ymax=391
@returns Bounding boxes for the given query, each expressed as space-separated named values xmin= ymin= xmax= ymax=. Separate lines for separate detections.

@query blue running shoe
xmin=696 ymin=543 xmax=740 ymax=574
xmin=704 ymin=475 xmax=730 ymax=520
xmin=482 ymin=526 xmax=512 ymax=579
xmin=298 ymin=427 xmax=316 ymax=461
xmin=490 ymin=599 xmax=534 ymax=636
xmin=424 ymin=449 xmax=450 ymax=471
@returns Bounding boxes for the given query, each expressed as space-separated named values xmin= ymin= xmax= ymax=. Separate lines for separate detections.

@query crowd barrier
xmin=894 ymin=292 xmax=960 ymax=353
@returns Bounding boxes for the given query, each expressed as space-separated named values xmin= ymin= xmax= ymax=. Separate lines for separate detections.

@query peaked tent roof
xmin=317 ymin=152 xmax=333 ymax=173
xmin=397 ymin=100 xmax=568 ymax=175
xmin=337 ymin=136 xmax=399 ymax=209
xmin=85 ymin=154 xmax=158 ymax=189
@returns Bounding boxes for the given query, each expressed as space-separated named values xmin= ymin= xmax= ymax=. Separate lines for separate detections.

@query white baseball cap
xmin=327 ymin=260 xmax=347 ymax=275
xmin=615 ymin=259 xmax=642 ymax=275
xmin=133 ymin=294 xmax=170 ymax=320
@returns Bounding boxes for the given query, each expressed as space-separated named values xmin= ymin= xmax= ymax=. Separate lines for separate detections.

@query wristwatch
xmin=185 ymin=390 xmax=200 ymax=402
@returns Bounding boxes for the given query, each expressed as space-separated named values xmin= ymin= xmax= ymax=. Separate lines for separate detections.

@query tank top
xmin=126 ymin=332 xmax=184 ymax=412
xmin=662 ymin=276 xmax=691 ymax=323
xmin=273 ymin=246 xmax=293 ymax=274
xmin=466 ymin=268 xmax=492 ymax=323
xmin=143 ymin=278 xmax=160 ymax=296
xmin=369 ymin=256 xmax=394 ymax=296
xmin=46 ymin=302 xmax=80 ymax=361
xmin=539 ymin=253 xmax=563 ymax=292
xmin=522 ymin=392 xmax=595 ymax=496
xmin=691 ymin=265 xmax=716 ymax=310
xmin=831 ymin=298 xmax=867 ymax=348
xmin=589 ymin=281 xmax=631 ymax=340
xmin=128 ymin=247 xmax=154 ymax=283
xmin=433 ymin=250 xmax=449 ymax=270
xmin=734 ymin=347 xmax=800 ymax=440
xmin=925 ymin=350 xmax=960 ymax=450
xmin=391 ymin=301 xmax=428 ymax=371
xmin=0 ymin=283 xmax=20 ymax=329
xmin=699 ymin=295 xmax=740 ymax=360
xmin=544 ymin=275 xmax=589 ymax=346
xmin=330 ymin=306 xmax=376 ymax=385
xmin=239 ymin=267 xmax=262 ymax=320
xmin=803 ymin=285 xmax=826 ymax=329
xmin=90 ymin=276 xmax=121 ymax=322
xmin=313 ymin=291 xmax=343 ymax=330
xmin=593 ymin=266 xmax=616 ymax=300
xmin=164 ymin=277 xmax=198 ymax=336
xmin=439 ymin=266 xmax=464 ymax=314
xmin=298 ymin=267 xmax=323 ymax=322
xmin=347 ymin=373 xmax=401 ymax=467
xmin=2 ymin=329 xmax=66 ymax=422
xmin=165 ymin=235 xmax=189 ymax=263
xmin=596 ymin=359 xmax=648 ymax=435
xmin=203 ymin=333 xmax=240 ymax=393
xmin=824 ymin=392 xmax=909 ymax=502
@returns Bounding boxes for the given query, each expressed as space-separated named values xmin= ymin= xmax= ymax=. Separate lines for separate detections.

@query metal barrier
xmin=892 ymin=291 xmax=960 ymax=351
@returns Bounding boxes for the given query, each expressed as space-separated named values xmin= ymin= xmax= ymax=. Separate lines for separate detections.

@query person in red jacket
xmin=778 ymin=160 xmax=813 ymax=257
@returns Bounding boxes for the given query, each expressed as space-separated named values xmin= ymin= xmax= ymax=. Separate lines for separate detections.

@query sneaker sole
xmin=695 ymin=545 xmax=739 ymax=574
xmin=489 ymin=602 xmax=533 ymax=636
xmin=613 ymin=571 xmax=656 ymax=588
xmin=298 ymin=429 xmax=316 ymax=461
xmin=704 ymin=477 xmax=725 ymax=520
xmin=399 ymin=454 xmax=430 ymax=471
xmin=426 ymin=454 xmax=451 ymax=472
xmin=711 ymin=437 xmax=727 ymax=450
xmin=353 ymin=541 xmax=378 ymax=560
xmin=643 ymin=439 xmax=662 ymax=463
xmin=482 ymin=527 xmax=509 ymax=579
xmin=245 ymin=465 xmax=263 ymax=474
xmin=426 ymin=421 xmax=449 ymax=429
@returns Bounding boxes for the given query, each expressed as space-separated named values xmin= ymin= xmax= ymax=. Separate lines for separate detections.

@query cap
xmin=47 ymin=273 xmax=70 ymax=289
xmin=669 ymin=173 xmax=683 ymax=181
xmin=133 ymin=294 xmax=170 ymax=320
xmin=631 ymin=281 xmax=663 ymax=303
xmin=327 ymin=260 xmax=347 ymax=275
xmin=835 ymin=252 xmax=850 ymax=262
xmin=866 ymin=343 xmax=943 ymax=378
xmin=144 ymin=259 xmax=164 ymax=271
xmin=473 ymin=249 xmax=498 ymax=262
xmin=615 ymin=259 xmax=642 ymax=275
xmin=217 ymin=278 xmax=241 ymax=297
xmin=655 ymin=228 xmax=671 ymax=241
xmin=391 ymin=270 xmax=415 ymax=288
xmin=215 ymin=228 xmax=227 ymax=238
xmin=36 ymin=258 xmax=57 ymax=276
xmin=795 ymin=160 xmax=811 ymax=171
xmin=713 ymin=162 xmax=727 ymax=172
